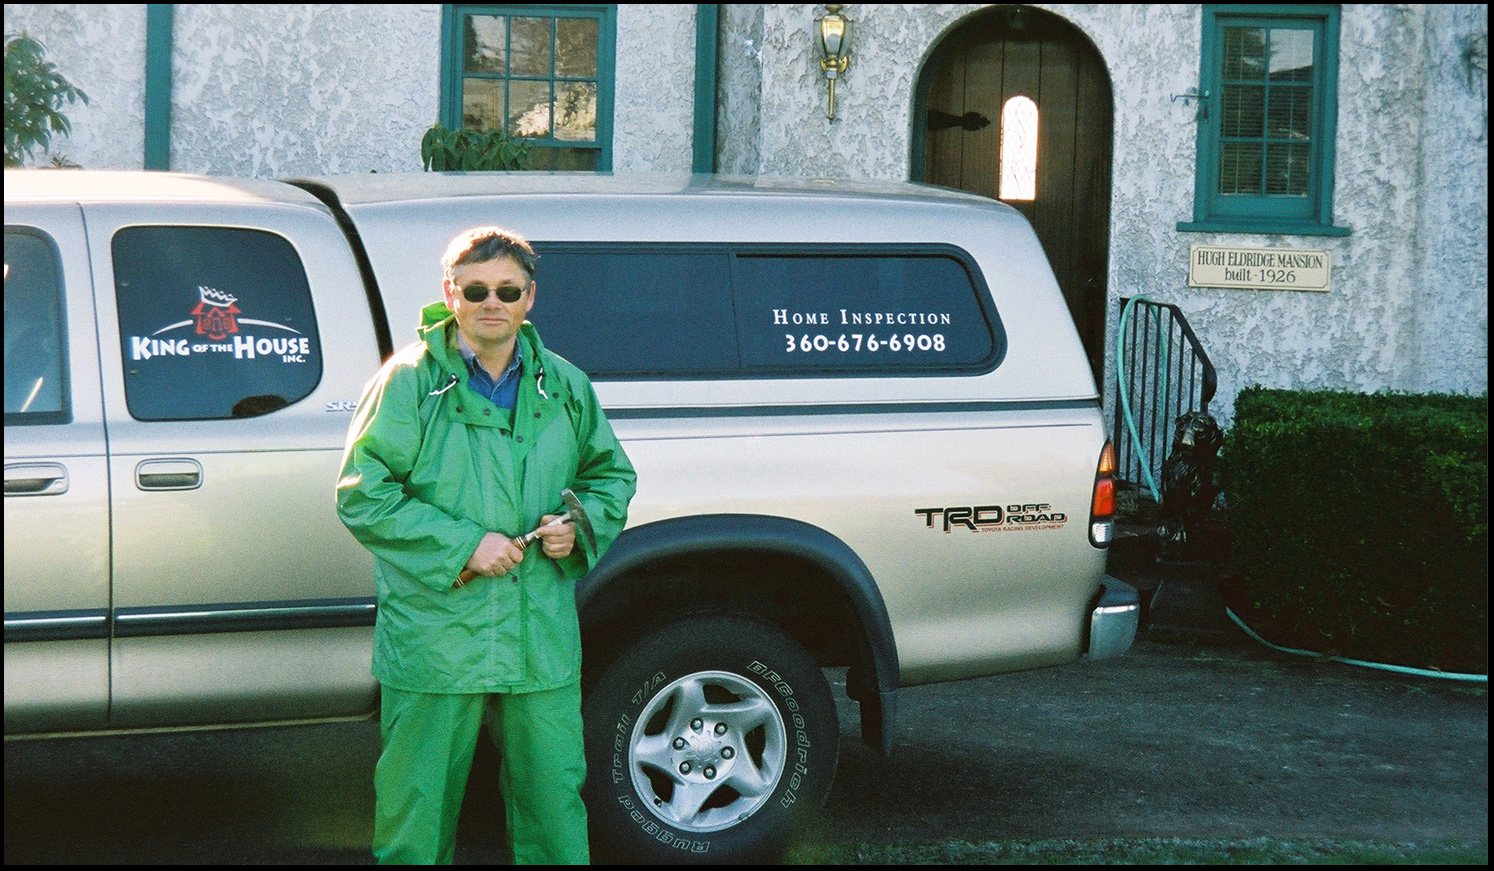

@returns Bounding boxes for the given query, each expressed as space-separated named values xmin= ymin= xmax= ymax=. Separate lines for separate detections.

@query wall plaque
xmin=1188 ymin=244 xmax=1331 ymax=292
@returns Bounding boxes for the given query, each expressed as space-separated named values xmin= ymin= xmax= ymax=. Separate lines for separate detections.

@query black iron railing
xmin=1112 ymin=297 xmax=1216 ymax=499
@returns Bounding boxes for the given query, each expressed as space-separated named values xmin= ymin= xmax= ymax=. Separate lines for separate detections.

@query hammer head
xmin=560 ymin=488 xmax=598 ymax=555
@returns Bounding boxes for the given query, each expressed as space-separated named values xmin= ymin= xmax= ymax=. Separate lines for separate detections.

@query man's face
xmin=443 ymin=255 xmax=535 ymax=352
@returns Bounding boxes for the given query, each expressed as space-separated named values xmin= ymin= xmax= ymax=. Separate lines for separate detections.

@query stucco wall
xmin=3 ymin=3 xmax=147 ymax=169
xmin=1413 ymin=4 xmax=1488 ymax=394
xmin=7 ymin=3 xmax=1486 ymax=423
xmin=715 ymin=4 xmax=765 ymax=176
xmin=168 ymin=4 xmax=441 ymax=176
xmin=3 ymin=3 xmax=700 ymax=176
xmin=718 ymin=4 xmax=1488 ymax=425
xmin=612 ymin=4 xmax=698 ymax=173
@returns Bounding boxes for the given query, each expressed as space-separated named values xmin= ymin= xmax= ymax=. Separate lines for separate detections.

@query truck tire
xmin=583 ymin=613 xmax=839 ymax=863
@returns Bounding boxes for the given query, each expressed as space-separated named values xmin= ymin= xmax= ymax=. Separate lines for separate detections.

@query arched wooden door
xmin=915 ymin=6 xmax=1114 ymax=383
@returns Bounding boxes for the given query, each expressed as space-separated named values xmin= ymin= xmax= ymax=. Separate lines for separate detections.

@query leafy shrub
xmin=420 ymin=122 xmax=531 ymax=171
xmin=4 ymin=32 xmax=89 ymax=167
xmin=1222 ymin=387 xmax=1487 ymax=673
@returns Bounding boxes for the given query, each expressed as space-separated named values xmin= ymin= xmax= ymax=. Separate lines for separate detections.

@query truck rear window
xmin=527 ymin=244 xmax=1003 ymax=378
xmin=112 ymin=227 xmax=323 ymax=421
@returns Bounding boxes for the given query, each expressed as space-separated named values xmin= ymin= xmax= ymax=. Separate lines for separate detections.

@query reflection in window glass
xmin=462 ymin=78 xmax=503 ymax=131
xmin=463 ymin=14 xmax=506 ymax=74
xmin=555 ymin=81 xmax=597 ymax=142
xmin=509 ymin=16 xmax=552 ymax=77
xmin=112 ymin=227 xmax=322 ymax=421
xmin=527 ymin=249 xmax=738 ymax=376
xmin=4 ymin=231 xmax=70 ymax=424
xmin=556 ymin=18 xmax=598 ymax=77
xmin=509 ymin=78 xmax=551 ymax=137
xmin=999 ymin=96 xmax=1038 ymax=201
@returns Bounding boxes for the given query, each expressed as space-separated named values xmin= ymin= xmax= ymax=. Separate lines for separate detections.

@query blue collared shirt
xmin=458 ymin=333 xmax=525 ymax=412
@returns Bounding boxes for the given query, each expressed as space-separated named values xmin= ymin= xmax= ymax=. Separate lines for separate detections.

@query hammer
xmin=455 ymin=488 xmax=597 ymax=587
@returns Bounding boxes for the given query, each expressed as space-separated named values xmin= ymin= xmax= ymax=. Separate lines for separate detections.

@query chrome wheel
xmin=627 ymin=670 xmax=787 ymax=832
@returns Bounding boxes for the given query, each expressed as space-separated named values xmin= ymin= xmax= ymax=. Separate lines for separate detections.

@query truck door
xmin=4 ymin=209 xmax=111 ymax=733
xmin=82 ymin=206 xmax=379 ymax=729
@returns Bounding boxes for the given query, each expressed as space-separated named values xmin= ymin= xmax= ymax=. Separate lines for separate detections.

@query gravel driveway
xmin=805 ymin=636 xmax=1487 ymax=851
xmin=5 ymin=635 xmax=1486 ymax=863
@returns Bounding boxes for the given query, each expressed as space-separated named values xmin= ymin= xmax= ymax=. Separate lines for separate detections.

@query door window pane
xmin=998 ymin=96 xmax=1038 ymax=201
xmin=112 ymin=227 xmax=323 ymax=421
xmin=4 ymin=230 xmax=70 ymax=424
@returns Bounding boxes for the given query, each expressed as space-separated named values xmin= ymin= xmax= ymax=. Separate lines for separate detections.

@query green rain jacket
xmin=337 ymin=303 xmax=636 ymax=694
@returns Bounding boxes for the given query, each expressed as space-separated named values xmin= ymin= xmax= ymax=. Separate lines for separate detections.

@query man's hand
xmin=533 ymin=514 xmax=576 ymax=560
xmin=464 ymin=531 xmax=526 ymax=578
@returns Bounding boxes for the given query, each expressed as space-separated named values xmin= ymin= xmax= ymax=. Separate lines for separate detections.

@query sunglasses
xmin=460 ymin=282 xmax=529 ymax=304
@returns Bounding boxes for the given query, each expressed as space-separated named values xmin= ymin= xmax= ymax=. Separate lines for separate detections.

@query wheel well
xmin=576 ymin=514 xmax=900 ymax=752
xmin=579 ymin=548 xmax=862 ymax=677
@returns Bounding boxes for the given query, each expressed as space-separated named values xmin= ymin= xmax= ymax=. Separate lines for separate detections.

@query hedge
xmin=1221 ymin=387 xmax=1487 ymax=674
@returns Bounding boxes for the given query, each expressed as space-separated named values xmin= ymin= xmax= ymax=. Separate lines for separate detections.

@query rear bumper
xmin=1086 ymin=576 xmax=1139 ymax=660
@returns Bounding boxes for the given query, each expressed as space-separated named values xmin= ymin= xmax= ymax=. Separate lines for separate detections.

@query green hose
xmin=1115 ymin=296 xmax=1168 ymax=502
xmin=1225 ymin=606 xmax=1488 ymax=683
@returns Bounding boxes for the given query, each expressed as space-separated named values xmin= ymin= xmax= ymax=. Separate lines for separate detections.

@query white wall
xmin=4 ymin=3 xmax=701 ymax=176
xmin=612 ymin=4 xmax=698 ymax=173
xmin=8 ymin=3 xmax=1487 ymax=421
xmin=4 ymin=3 xmax=148 ymax=169
xmin=716 ymin=4 xmax=1489 ymax=423
xmin=1411 ymin=4 xmax=1488 ymax=395
xmin=168 ymin=4 xmax=442 ymax=176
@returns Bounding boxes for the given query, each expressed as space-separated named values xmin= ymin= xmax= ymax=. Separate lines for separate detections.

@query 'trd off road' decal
xmin=916 ymin=503 xmax=1068 ymax=533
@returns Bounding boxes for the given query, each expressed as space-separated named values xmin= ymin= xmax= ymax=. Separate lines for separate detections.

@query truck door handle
xmin=136 ymin=458 xmax=203 ymax=490
xmin=4 ymin=463 xmax=70 ymax=496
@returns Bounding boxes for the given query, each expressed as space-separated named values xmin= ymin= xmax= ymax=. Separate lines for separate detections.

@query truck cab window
xmin=4 ymin=230 xmax=70 ymax=425
xmin=112 ymin=226 xmax=323 ymax=421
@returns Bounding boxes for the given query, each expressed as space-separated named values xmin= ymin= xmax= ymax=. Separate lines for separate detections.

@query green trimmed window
xmin=1181 ymin=5 xmax=1346 ymax=235
xmin=441 ymin=5 xmax=615 ymax=170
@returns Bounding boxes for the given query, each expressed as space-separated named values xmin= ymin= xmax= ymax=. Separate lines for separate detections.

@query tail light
xmin=1090 ymin=440 xmax=1116 ymax=547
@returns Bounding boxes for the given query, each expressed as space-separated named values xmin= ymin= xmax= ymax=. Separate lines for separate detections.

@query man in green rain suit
xmin=337 ymin=226 xmax=635 ymax=864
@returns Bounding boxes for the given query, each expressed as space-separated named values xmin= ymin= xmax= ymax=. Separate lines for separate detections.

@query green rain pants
xmin=373 ymin=683 xmax=589 ymax=865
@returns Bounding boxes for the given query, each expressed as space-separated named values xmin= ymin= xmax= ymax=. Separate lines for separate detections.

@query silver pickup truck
xmin=4 ymin=169 xmax=1136 ymax=862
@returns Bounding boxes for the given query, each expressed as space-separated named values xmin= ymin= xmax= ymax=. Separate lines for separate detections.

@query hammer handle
xmin=514 ymin=511 xmax=572 ymax=549
xmin=454 ymin=513 xmax=572 ymax=587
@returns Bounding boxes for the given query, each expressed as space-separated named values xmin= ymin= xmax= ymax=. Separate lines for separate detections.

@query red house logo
xmin=191 ymin=286 xmax=241 ymax=340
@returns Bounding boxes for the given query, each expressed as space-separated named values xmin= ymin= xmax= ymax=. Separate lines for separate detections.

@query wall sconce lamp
xmin=816 ymin=5 xmax=851 ymax=120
